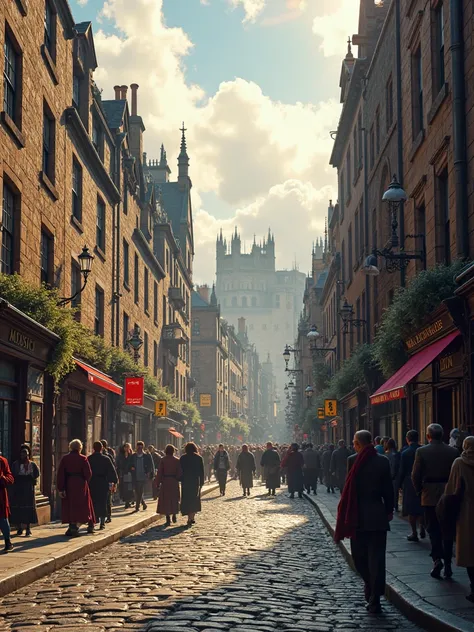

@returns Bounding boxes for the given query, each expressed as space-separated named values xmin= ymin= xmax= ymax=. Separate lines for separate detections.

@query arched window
xmin=232 ymin=296 xmax=237 ymax=307
xmin=251 ymin=297 xmax=257 ymax=307
xmin=242 ymin=296 xmax=248 ymax=308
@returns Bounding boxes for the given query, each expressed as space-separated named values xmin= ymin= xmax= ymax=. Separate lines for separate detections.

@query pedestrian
xmin=88 ymin=441 xmax=118 ymax=530
xmin=412 ymin=423 xmax=458 ymax=579
xmin=449 ymin=428 xmax=462 ymax=454
xmin=213 ymin=444 xmax=231 ymax=496
xmin=129 ymin=441 xmax=155 ymax=512
xmin=117 ymin=443 xmax=134 ymax=509
xmin=180 ymin=442 xmax=205 ymax=527
xmin=236 ymin=444 xmax=256 ymax=497
xmin=374 ymin=436 xmax=384 ymax=454
xmin=281 ymin=443 xmax=304 ymax=499
xmin=303 ymin=443 xmax=320 ymax=495
xmin=0 ymin=450 xmax=14 ymax=553
xmin=330 ymin=440 xmax=351 ymax=493
xmin=335 ymin=430 xmax=394 ymax=614
xmin=398 ymin=430 xmax=425 ymax=541
xmin=10 ymin=445 xmax=39 ymax=537
xmin=100 ymin=439 xmax=116 ymax=464
xmin=57 ymin=439 xmax=95 ymax=537
xmin=441 ymin=436 xmax=474 ymax=602
xmin=385 ymin=439 xmax=401 ymax=512
xmin=261 ymin=441 xmax=281 ymax=496
xmin=322 ymin=445 xmax=335 ymax=493
xmin=156 ymin=444 xmax=182 ymax=526
xmin=100 ymin=439 xmax=116 ymax=522
xmin=148 ymin=445 xmax=162 ymax=501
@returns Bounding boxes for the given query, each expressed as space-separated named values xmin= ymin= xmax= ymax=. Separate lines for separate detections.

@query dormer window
xmin=92 ymin=114 xmax=104 ymax=160
xmin=44 ymin=0 xmax=56 ymax=61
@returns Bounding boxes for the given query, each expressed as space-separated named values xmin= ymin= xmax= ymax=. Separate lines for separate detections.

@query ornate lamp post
xmin=128 ymin=324 xmax=143 ymax=363
xmin=58 ymin=246 xmax=94 ymax=306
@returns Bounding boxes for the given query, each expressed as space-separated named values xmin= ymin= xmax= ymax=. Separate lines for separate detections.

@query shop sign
xmin=199 ymin=393 xmax=212 ymax=407
xmin=317 ymin=408 xmax=325 ymax=419
xmin=440 ymin=354 xmax=454 ymax=372
xmin=67 ymin=387 xmax=83 ymax=405
xmin=405 ymin=319 xmax=444 ymax=352
xmin=370 ymin=388 xmax=405 ymax=405
xmin=124 ymin=377 xmax=144 ymax=406
xmin=324 ymin=399 xmax=337 ymax=417
xmin=155 ymin=400 xmax=167 ymax=417
xmin=9 ymin=328 xmax=36 ymax=352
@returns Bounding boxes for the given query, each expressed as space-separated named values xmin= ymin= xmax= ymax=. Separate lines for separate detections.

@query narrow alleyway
xmin=0 ymin=482 xmax=422 ymax=632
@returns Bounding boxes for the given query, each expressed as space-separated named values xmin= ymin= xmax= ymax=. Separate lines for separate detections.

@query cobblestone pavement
xmin=0 ymin=481 xmax=423 ymax=632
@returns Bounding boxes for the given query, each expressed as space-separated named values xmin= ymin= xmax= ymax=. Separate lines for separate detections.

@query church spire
xmin=178 ymin=122 xmax=191 ymax=189
xmin=346 ymin=36 xmax=354 ymax=60
xmin=210 ymin=284 xmax=218 ymax=307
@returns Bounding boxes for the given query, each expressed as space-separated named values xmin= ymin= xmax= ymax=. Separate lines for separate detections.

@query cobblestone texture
xmin=0 ymin=482 xmax=422 ymax=631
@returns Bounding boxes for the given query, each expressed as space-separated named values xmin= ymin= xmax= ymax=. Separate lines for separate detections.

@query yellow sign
xmin=324 ymin=399 xmax=337 ymax=417
xmin=199 ymin=394 xmax=212 ymax=407
xmin=317 ymin=408 xmax=325 ymax=419
xmin=155 ymin=400 xmax=167 ymax=417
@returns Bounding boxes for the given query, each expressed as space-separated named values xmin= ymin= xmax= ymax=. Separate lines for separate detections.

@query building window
xmin=242 ymin=296 xmax=247 ymax=308
xmin=92 ymin=115 xmax=103 ymax=159
xmin=232 ymin=296 xmax=237 ymax=307
xmin=415 ymin=203 xmax=426 ymax=271
xmin=95 ymin=286 xmax=104 ymax=337
xmin=348 ymin=225 xmax=353 ymax=282
xmin=42 ymin=104 xmax=55 ymax=182
xmin=96 ymin=197 xmax=106 ymax=252
xmin=153 ymin=341 xmax=158 ymax=377
xmin=72 ymin=74 xmax=80 ymax=109
xmin=375 ymin=107 xmax=381 ymax=155
xmin=123 ymin=312 xmax=129 ymax=349
xmin=71 ymin=260 xmax=82 ymax=315
xmin=192 ymin=318 xmax=200 ymax=336
xmin=433 ymin=2 xmax=445 ymax=93
xmin=154 ymin=281 xmax=158 ymax=323
xmin=345 ymin=147 xmax=351 ymax=199
xmin=144 ymin=268 xmax=149 ymax=313
xmin=358 ymin=201 xmax=364 ymax=258
xmin=437 ymin=168 xmax=450 ymax=264
xmin=123 ymin=239 xmax=129 ymax=286
xmin=143 ymin=332 xmax=149 ymax=367
xmin=40 ymin=228 xmax=53 ymax=285
xmin=72 ymin=157 xmax=82 ymax=221
xmin=134 ymin=254 xmax=139 ymax=304
xmin=386 ymin=75 xmax=393 ymax=130
xmin=44 ymin=0 xmax=56 ymax=59
xmin=3 ymin=30 xmax=20 ymax=124
xmin=411 ymin=45 xmax=423 ymax=139
xmin=1 ymin=183 xmax=15 ymax=275
xmin=340 ymin=171 xmax=345 ymax=220
xmin=369 ymin=125 xmax=375 ymax=170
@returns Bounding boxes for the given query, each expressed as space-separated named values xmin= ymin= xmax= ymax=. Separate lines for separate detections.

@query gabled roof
xmin=101 ymin=100 xmax=127 ymax=130
xmin=158 ymin=182 xmax=189 ymax=244
xmin=191 ymin=291 xmax=210 ymax=308
xmin=74 ymin=21 xmax=91 ymax=34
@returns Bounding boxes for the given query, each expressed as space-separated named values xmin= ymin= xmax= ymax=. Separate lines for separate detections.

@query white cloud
xmin=77 ymin=0 xmax=88 ymax=5
xmin=312 ymin=0 xmax=360 ymax=57
xmin=228 ymin=0 xmax=267 ymax=23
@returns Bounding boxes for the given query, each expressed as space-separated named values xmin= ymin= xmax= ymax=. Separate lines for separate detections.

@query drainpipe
xmin=362 ymin=79 xmax=370 ymax=344
xmin=395 ymin=0 xmax=406 ymax=288
xmin=450 ymin=0 xmax=469 ymax=259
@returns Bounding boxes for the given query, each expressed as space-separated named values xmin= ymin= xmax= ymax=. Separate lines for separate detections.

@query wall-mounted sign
xmin=324 ymin=399 xmax=337 ymax=417
xmin=405 ymin=317 xmax=450 ymax=352
xmin=440 ymin=354 xmax=454 ymax=372
xmin=155 ymin=400 xmax=167 ymax=417
xmin=199 ymin=393 xmax=212 ymax=407
xmin=317 ymin=408 xmax=325 ymax=419
xmin=124 ymin=377 xmax=144 ymax=407
xmin=370 ymin=388 xmax=404 ymax=406
xmin=9 ymin=328 xmax=36 ymax=352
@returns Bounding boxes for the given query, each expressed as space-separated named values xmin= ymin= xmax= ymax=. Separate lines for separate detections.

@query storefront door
xmin=0 ymin=359 xmax=16 ymax=461
xmin=437 ymin=386 xmax=460 ymax=441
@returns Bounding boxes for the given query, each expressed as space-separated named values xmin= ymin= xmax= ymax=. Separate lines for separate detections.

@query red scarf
xmin=334 ymin=444 xmax=376 ymax=543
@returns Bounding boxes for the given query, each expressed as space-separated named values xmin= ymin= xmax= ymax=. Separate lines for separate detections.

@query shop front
xmin=0 ymin=300 xmax=59 ymax=523
xmin=341 ymin=388 xmax=367 ymax=445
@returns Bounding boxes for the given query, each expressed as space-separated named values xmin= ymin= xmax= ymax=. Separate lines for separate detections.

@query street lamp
xmin=128 ymin=324 xmax=143 ymax=363
xmin=58 ymin=246 xmax=94 ymax=306
xmin=339 ymin=298 xmax=366 ymax=334
xmin=307 ymin=324 xmax=336 ymax=357
xmin=363 ymin=175 xmax=425 ymax=275
xmin=305 ymin=385 xmax=314 ymax=398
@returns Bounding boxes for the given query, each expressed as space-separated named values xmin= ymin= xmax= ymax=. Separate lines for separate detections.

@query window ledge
xmin=15 ymin=0 xmax=28 ymax=15
xmin=39 ymin=171 xmax=58 ymax=200
xmin=1 ymin=111 xmax=25 ymax=148
xmin=409 ymin=129 xmax=425 ymax=162
xmin=427 ymin=83 xmax=449 ymax=126
xmin=94 ymin=245 xmax=106 ymax=262
xmin=71 ymin=215 xmax=84 ymax=234
xmin=41 ymin=44 xmax=59 ymax=85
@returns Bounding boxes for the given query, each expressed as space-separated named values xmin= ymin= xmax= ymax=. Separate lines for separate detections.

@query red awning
xmin=75 ymin=359 xmax=123 ymax=395
xmin=169 ymin=428 xmax=184 ymax=439
xmin=370 ymin=331 xmax=460 ymax=405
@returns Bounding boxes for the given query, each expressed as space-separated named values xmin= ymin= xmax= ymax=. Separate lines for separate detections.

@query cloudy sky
xmin=70 ymin=0 xmax=360 ymax=283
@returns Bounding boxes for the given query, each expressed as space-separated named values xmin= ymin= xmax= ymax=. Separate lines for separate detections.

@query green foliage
xmin=372 ymin=262 xmax=465 ymax=377
xmin=217 ymin=416 xmax=250 ymax=441
xmin=312 ymin=361 xmax=331 ymax=393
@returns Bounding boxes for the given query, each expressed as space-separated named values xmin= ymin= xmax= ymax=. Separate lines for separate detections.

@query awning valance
xmin=169 ymin=428 xmax=184 ymax=439
xmin=370 ymin=331 xmax=460 ymax=406
xmin=75 ymin=359 xmax=123 ymax=395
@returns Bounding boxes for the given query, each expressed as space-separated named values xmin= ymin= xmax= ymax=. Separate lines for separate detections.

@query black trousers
xmin=351 ymin=531 xmax=387 ymax=598
xmin=424 ymin=506 xmax=453 ymax=563
xmin=217 ymin=470 xmax=228 ymax=494
xmin=304 ymin=468 xmax=318 ymax=492
xmin=134 ymin=481 xmax=146 ymax=508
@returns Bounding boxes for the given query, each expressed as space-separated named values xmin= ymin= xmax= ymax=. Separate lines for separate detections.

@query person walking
xmin=398 ymin=430 xmax=425 ymax=541
xmin=180 ymin=442 xmax=205 ymax=527
xmin=303 ymin=443 xmax=320 ymax=495
xmin=330 ymin=440 xmax=351 ymax=493
xmin=385 ymin=439 xmax=401 ymax=512
xmin=57 ymin=439 xmax=95 ymax=537
xmin=88 ymin=441 xmax=118 ymax=530
xmin=335 ymin=430 xmax=394 ymax=614
xmin=148 ymin=445 xmax=162 ymax=501
xmin=261 ymin=442 xmax=281 ymax=496
xmin=0 ymin=451 xmax=14 ymax=552
xmin=322 ymin=445 xmax=335 ymax=493
xmin=442 ymin=436 xmax=474 ymax=602
xmin=117 ymin=443 xmax=134 ymax=509
xmin=281 ymin=443 xmax=304 ymax=499
xmin=213 ymin=444 xmax=230 ymax=496
xmin=156 ymin=444 xmax=181 ymax=526
xmin=10 ymin=445 xmax=39 ymax=537
xmin=129 ymin=441 xmax=155 ymax=512
xmin=412 ymin=423 xmax=458 ymax=579
xmin=236 ymin=445 xmax=256 ymax=497
xmin=100 ymin=440 xmax=116 ymax=522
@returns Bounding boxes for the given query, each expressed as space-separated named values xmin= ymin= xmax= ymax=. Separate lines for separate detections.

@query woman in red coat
xmin=57 ymin=439 xmax=95 ymax=536
xmin=155 ymin=444 xmax=182 ymax=526
xmin=0 ymin=454 xmax=14 ymax=552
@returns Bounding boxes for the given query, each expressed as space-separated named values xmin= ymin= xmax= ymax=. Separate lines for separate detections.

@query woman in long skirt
xmin=10 ymin=445 xmax=39 ymax=536
xmin=236 ymin=445 xmax=256 ymax=496
xmin=180 ymin=442 xmax=205 ymax=527
xmin=156 ymin=445 xmax=182 ymax=526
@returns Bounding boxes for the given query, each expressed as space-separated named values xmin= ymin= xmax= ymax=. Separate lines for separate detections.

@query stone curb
xmin=0 ymin=483 xmax=220 ymax=598
xmin=304 ymin=491 xmax=473 ymax=632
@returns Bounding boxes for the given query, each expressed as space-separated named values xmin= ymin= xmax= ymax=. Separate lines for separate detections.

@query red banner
xmin=370 ymin=387 xmax=405 ymax=406
xmin=124 ymin=377 xmax=144 ymax=406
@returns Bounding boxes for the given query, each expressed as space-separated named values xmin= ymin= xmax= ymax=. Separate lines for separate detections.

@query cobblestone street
xmin=0 ymin=482 xmax=422 ymax=632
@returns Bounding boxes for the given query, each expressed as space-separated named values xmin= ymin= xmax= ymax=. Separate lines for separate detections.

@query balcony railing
xmin=169 ymin=287 xmax=185 ymax=310
xmin=162 ymin=323 xmax=187 ymax=347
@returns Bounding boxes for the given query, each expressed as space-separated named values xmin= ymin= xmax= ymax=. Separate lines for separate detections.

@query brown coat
xmin=411 ymin=440 xmax=458 ymax=507
xmin=445 ymin=456 xmax=474 ymax=567
xmin=156 ymin=455 xmax=182 ymax=516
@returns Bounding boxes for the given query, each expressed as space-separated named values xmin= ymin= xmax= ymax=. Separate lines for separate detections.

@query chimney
xmin=114 ymin=85 xmax=121 ymax=100
xmin=130 ymin=83 xmax=139 ymax=116
xmin=238 ymin=317 xmax=246 ymax=334
xmin=120 ymin=85 xmax=128 ymax=100
xmin=197 ymin=285 xmax=210 ymax=304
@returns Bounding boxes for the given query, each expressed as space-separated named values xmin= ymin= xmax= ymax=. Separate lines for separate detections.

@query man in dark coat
xmin=397 ymin=429 xmax=424 ymax=541
xmin=0 ymin=453 xmax=14 ymax=552
xmin=88 ymin=441 xmax=118 ymax=530
xmin=303 ymin=443 xmax=320 ymax=494
xmin=331 ymin=440 xmax=351 ymax=492
xmin=261 ymin=442 xmax=281 ymax=496
xmin=412 ymin=423 xmax=458 ymax=579
xmin=213 ymin=444 xmax=231 ymax=496
xmin=322 ymin=445 xmax=335 ymax=493
xmin=336 ymin=430 xmax=393 ymax=614
xmin=129 ymin=441 xmax=155 ymax=512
